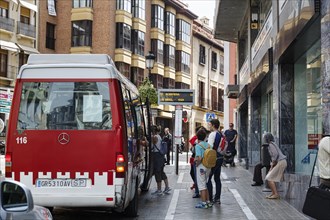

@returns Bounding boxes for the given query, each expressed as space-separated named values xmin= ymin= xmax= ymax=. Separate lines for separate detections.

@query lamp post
xmin=145 ymin=51 xmax=156 ymax=85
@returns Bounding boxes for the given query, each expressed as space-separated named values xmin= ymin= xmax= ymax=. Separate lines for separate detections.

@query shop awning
xmin=19 ymin=0 xmax=38 ymax=12
xmin=16 ymin=43 xmax=39 ymax=54
xmin=0 ymin=40 xmax=19 ymax=52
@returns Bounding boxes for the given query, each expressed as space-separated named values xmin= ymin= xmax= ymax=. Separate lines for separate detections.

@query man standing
xmin=224 ymin=123 xmax=238 ymax=166
xmin=163 ymin=128 xmax=172 ymax=165
xmin=206 ymin=119 xmax=223 ymax=205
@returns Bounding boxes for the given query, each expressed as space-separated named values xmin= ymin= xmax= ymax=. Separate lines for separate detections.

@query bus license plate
xmin=36 ymin=179 xmax=87 ymax=188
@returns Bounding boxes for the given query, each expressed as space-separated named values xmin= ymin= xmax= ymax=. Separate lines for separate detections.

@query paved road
xmin=52 ymin=153 xmax=310 ymax=220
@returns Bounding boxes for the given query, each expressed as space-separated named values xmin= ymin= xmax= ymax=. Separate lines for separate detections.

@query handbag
xmin=302 ymin=149 xmax=330 ymax=220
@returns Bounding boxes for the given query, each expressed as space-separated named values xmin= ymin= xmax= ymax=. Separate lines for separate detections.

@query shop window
xmin=72 ymin=20 xmax=92 ymax=47
xmin=46 ymin=22 xmax=56 ymax=50
xmin=73 ymin=0 xmax=93 ymax=8
xmin=132 ymin=0 xmax=145 ymax=20
xmin=116 ymin=23 xmax=131 ymax=51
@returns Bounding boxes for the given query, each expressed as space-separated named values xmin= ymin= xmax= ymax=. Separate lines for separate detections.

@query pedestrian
xmin=150 ymin=125 xmax=171 ymax=195
xmin=317 ymin=133 xmax=330 ymax=190
xmin=263 ymin=132 xmax=287 ymax=199
xmin=206 ymin=119 xmax=223 ymax=205
xmin=189 ymin=126 xmax=207 ymax=198
xmin=163 ymin=127 xmax=172 ymax=165
xmin=194 ymin=129 xmax=212 ymax=208
xmin=224 ymin=123 xmax=238 ymax=166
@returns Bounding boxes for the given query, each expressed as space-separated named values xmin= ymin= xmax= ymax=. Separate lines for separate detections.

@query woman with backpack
xmin=151 ymin=125 xmax=171 ymax=195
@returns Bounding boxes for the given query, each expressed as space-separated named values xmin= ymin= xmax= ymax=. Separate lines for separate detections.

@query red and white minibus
xmin=5 ymin=54 xmax=152 ymax=216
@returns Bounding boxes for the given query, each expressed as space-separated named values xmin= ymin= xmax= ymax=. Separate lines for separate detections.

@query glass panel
xmin=294 ymin=40 xmax=321 ymax=175
xmin=17 ymin=82 xmax=111 ymax=130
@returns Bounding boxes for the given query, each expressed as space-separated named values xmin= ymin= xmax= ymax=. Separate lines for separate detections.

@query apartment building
xmin=191 ymin=17 xmax=224 ymax=134
xmin=214 ymin=0 xmax=329 ymax=210
xmin=0 ymin=0 xmax=38 ymax=140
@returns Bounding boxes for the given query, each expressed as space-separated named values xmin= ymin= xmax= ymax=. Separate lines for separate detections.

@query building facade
xmin=191 ymin=17 xmax=224 ymax=134
xmin=38 ymin=0 xmax=197 ymax=138
xmin=0 ymin=0 xmax=39 ymax=140
xmin=215 ymin=0 xmax=329 ymax=210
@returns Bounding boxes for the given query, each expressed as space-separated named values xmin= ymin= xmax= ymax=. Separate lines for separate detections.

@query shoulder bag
xmin=302 ymin=149 xmax=330 ymax=220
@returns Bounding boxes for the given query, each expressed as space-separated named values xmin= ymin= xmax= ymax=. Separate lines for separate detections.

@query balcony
xmin=0 ymin=17 xmax=15 ymax=33
xmin=17 ymin=22 xmax=36 ymax=39
xmin=226 ymin=84 xmax=240 ymax=99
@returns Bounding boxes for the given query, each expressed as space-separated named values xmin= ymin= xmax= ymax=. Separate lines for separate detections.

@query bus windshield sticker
xmin=83 ymin=95 xmax=102 ymax=122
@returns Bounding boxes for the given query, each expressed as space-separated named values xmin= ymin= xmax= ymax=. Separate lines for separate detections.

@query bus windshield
xmin=17 ymin=82 xmax=112 ymax=130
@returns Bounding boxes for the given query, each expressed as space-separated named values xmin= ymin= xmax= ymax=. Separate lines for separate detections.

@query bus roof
xmin=17 ymin=54 xmax=139 ymax=94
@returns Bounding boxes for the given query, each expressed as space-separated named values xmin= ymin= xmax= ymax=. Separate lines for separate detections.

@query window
xmin=151 ymin=4 xmax=164 ymax=30
xmin=163 ymin=78 xmax=175 ymax=89
xmin=211 ymin=51 xmax=217 ymax=70
xmin=0 ymin=51 xmax=7 ymax=78
xmin=0 ymin=1 xmax=8 ymax=18
xmin=165 ymin=11 xmax=175 ymax=36
xmin=17 ymin=82 xmax=111 ymax=130
xmin=211 ymin=86 xmax=217 ymax=110
xmin=20 ymin=7 xmax=30 ymax=24
xmin=218 ymin=88 xmax=224 ymax=112
xmin=132 ymin=0 xmax=145 ymax=19
xmin=116 ymin=23 xmax=131 ymax=51
xmin=73 ymin=0 xmax=93 ymax=8
xmin=150 ymin=74 xmax=163 ymax=89
xmin=199 ymin=45 xmax=205 ymax=65
xmin=175 ymin=82 xmax=189 ymax=89
xmin=176 ymin=19 xmax=190 ymax=44
xmin=72 ymin=20 xmax=92 ymax=47
xmin=198 ymin=81 xmax=205 ymax=107
xmin=18 ymin=53 xmax=28 ymax=70
xmin=116 ymin=0 xmax=131 ymax=13
xmin=132 ymin=30 xmax=144 ymax=56
xmin=164 ymin=44 xmax=175 ymax=68
xmin=115 ymin=62 xmax=130 ymax=79
xmin=151 ymin=39 xmax=164 ymax=64
xmin=46 ymin=22 xmax=56 ymax=50
xmin=131 ymin=67 xmax=144 ymax=87
xmin=219 ymin=54 xmax=224 ymax=74
xmin=175 ymin=50 xmax=190 ymax=73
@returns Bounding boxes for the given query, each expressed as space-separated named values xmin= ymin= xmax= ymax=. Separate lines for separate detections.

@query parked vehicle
xmin=0 ymin=179 xmax=53 ymax=220
xmin=4 ymin=54 xmax=153 ymax=217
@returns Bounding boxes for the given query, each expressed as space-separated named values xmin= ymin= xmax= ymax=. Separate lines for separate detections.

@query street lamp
xmin=145 ymin=51 xmax=156 ymax=83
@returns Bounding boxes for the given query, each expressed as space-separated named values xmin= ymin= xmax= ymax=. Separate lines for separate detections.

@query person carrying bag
xmin=303 ymin=134 xmax=330 ymax=220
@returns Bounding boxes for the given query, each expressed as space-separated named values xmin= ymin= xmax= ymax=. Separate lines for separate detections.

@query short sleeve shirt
xmin=225 ymin=129 xmax=238 ymax=142
xmin=195 ymin=141 xmax=208 ymax=158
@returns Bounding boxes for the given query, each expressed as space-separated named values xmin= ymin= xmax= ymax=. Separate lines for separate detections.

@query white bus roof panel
xmin=17 ymin=54 xmax=139 ymax=94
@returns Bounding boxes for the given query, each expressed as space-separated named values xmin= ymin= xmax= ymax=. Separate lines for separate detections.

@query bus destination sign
xmin=158 ymin=89 xmax=194 ymax=106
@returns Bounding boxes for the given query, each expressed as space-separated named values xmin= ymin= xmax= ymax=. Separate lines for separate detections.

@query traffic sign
xmin=206 ymin=113 xmax=215 ymax=122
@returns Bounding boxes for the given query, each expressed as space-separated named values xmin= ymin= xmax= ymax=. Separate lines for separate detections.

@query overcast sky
xmin=182 ymin=0 xmax=216 ymax=28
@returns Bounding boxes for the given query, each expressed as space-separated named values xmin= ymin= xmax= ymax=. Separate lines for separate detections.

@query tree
xmin=138 ymin=78 xmax=158 ymax=105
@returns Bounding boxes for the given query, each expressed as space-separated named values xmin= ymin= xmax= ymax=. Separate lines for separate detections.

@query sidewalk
xmin=140 ymin=153 xmax=310 ymax=220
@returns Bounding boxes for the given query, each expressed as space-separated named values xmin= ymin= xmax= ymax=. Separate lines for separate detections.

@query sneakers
xmin=151 ymin=190 xmax=163 ymax=195
xmin=163 ymin=187 xmax=171 ymax=194
xmin=213 ymin=198 xmax=221 ymax=204
xmin=195 ymin=202 xmax=209 ymax=209
xmin=192 ymin=193 xmax=200 ymax=198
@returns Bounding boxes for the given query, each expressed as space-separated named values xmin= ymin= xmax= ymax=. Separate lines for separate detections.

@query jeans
xmin=207 ymin=158 xmax=223 ymax=201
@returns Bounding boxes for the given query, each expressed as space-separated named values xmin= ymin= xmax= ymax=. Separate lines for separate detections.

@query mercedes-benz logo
xmin=58 ymin=133 xmax=70 ymax=145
